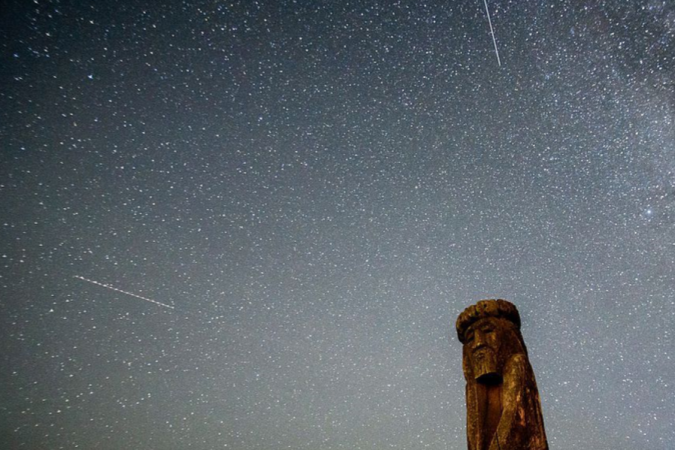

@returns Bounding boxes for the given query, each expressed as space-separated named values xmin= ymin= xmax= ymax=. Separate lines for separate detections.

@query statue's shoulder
xmin=503 ymin=353 xmax=530 ymax=380
xmin=505 ymin=352 xmax=528 ymax=368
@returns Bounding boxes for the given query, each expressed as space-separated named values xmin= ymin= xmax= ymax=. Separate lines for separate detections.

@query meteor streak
xmin=74 ymin=275 xmax=175 ymax=310
xmin=483 ymin=0 xmax=501 ymax=67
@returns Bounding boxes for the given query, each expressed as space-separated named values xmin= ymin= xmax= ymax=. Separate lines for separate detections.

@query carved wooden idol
xmin=456 ymin=299 xmax=548 ymax=450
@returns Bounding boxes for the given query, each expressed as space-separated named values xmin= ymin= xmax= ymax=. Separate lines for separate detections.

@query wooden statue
xmin=456 ymin=299 xmax=548 ymax=450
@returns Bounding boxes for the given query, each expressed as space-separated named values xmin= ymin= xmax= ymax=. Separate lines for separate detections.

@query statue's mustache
xmin=472 ymin=345 xmax=493 ymax=356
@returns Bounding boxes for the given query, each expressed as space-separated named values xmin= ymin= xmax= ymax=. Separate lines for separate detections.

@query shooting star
xmin=483 ymin=0 xmax=501 ymax=67
xmin=74 ymin=275 xmax=175 ymax=310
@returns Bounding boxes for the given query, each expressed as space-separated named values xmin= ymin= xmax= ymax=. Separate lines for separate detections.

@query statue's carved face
xmin=464 ymin=318 xmax=503 ymax=383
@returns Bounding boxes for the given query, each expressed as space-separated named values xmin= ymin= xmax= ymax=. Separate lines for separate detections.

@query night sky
xmin=1 ymin=1 xmax=674 ymax=449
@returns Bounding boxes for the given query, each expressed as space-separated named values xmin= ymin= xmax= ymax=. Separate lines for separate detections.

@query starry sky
xmin=1 ymin=1 xmax=674 ymax=449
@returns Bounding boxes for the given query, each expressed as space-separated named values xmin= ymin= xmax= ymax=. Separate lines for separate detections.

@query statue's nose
xmin=473 ymin=331 xmax=486 ymax=347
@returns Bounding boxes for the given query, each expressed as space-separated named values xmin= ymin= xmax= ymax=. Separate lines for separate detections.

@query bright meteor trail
xmin=74 ymin=275 xmax=175 ymax=310
xmin=483 ymin=0 xmax=501 ymax=66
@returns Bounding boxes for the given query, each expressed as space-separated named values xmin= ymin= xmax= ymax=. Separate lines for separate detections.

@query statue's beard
xmin=471 ymin=348 xmax=501 ymax=384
